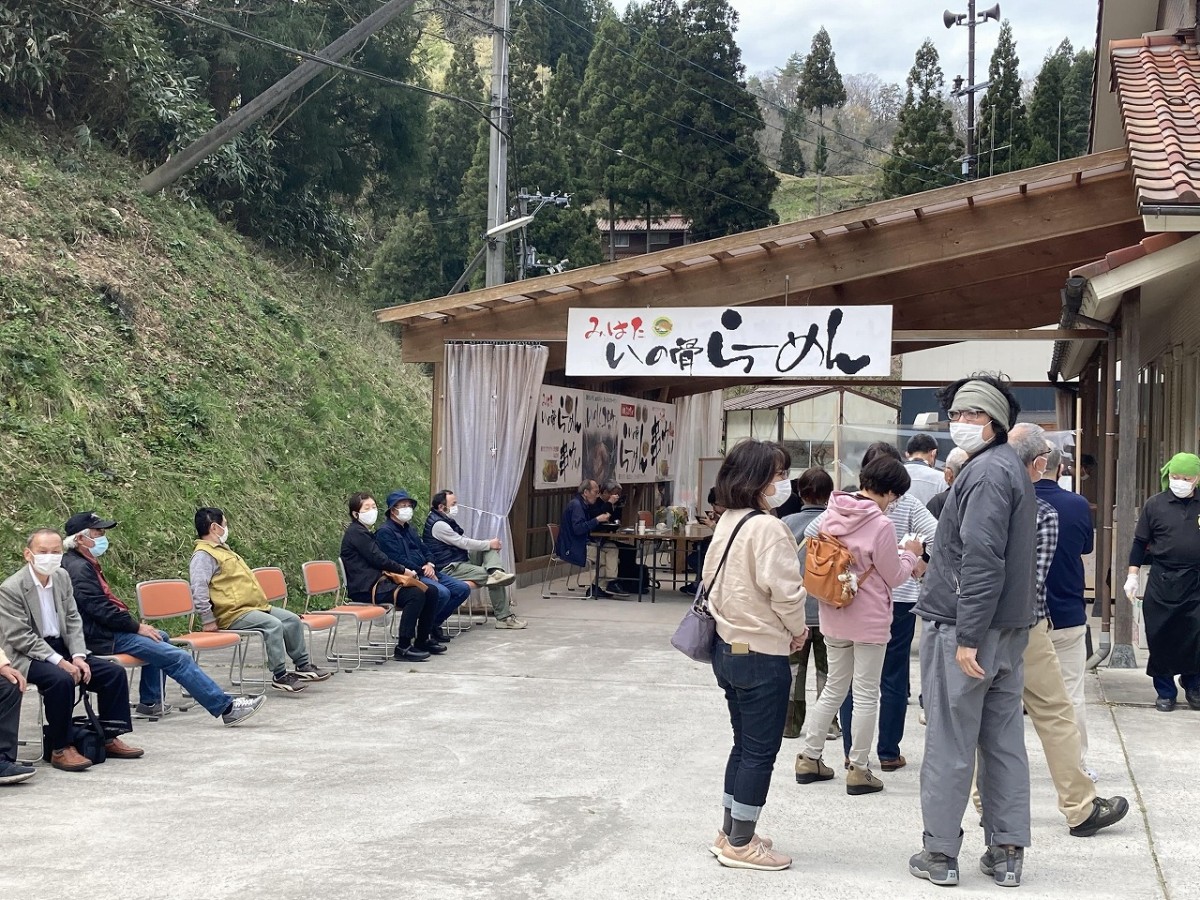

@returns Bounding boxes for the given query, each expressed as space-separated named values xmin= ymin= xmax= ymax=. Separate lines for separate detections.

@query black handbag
xmin=42 ymin=686 xmax=107 ymax=764
xmin=670 ymin=511 xmax=762 ymax=663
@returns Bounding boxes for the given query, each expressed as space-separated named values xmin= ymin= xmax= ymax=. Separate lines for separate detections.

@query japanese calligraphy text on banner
xmin=566 ymin=306 xmax=893 ymax=378
xmin=536 ymin=386 xmax=675 ymax=491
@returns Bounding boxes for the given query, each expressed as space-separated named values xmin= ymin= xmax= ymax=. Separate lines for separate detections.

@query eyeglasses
xmin=948 ymin=409 xmax=990 ymax=423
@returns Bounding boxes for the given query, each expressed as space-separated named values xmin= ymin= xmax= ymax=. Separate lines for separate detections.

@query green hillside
xmin=772 ymin=172 xmax=882 ymax=223
xmin=0 ymin=122 xmax=430 ymax=604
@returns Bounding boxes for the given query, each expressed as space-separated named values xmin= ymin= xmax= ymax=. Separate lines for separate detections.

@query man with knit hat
xmin=1125 ymin=452 xmax=1200 ymax=711
xmin=909 ymin=374 xmax=1035 ymax=888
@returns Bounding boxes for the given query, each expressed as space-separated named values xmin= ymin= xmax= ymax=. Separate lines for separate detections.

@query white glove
xmin=1124 ymin=573 xmax=1140 ymax=603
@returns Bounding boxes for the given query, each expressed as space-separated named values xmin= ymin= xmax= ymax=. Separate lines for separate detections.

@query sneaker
xmin=909 ymin=849 xmax=959 ymax=886
xmin=1069 ymin=796 xmax=1129 ymax=837
xmin=394 ymin=644 xmax=431 ymax=662
xmin=486 ymin=569 xmax=517 ymax=587
xmin=586 ymin=585 xmax=613 ymax=599
xmin=293 ymin=663 xmax=332 ymax=682
xmin=0 ymin=761 xmax=36 ymax=785
xmin=222 ymin=695 xmax=265 ymax=727
xmin=1155 ymin=696 xmax=1177 ymax=712
xmin=415 ymin=639 xmax=447 ymax=655
xmin=1082 ymin=764 xmax=1099 ymax=783
xmin=605 ymin=581 xmax=631 ymax=598
xmin=795 ymin=754 xmax=835 ymax=784
xmin=495 ymin=615 xmax=528 ymax=629
xmin=134 ymin=701 xmax=173 ymax=719
xmin=716 ymin=834 xmax=791 ymax=871
xmin=846 ymin=765 xmax=884 ymax=795
xmin=980 ymin=845 xmax=1023 ymax=887
xmin=271 ymin=672 xmax=307 ymax=693
xmin=709 ymin=830 xmax=773 ymax=857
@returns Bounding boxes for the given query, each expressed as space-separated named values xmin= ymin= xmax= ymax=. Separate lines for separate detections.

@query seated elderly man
xmin=0 ymin=645 xmax=35 ymax=785
xmin=62 ymin=511 xmax=263 ymax=726
xmin=422 ymin=490 xmax=525 ymax=630
xmin=0 ymin=528 xmax=142 ymax=772
xmin=190 ymin=507 xmax=331 ymax=693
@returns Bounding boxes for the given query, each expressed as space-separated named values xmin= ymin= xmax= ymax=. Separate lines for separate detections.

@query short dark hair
xmin=347 ymin=492 xmax=373 ymax=517
xmin=715 ymin=439 xmax=791 ymax=510
xmin=934 ymin=372 xmax=1020 ymax=442
xmin=797 ymin=467 xmax=834 ymax=505
xmin=861 ymin=442 xmax=902 ymax=469
xmin=906 ymin=433 xmax=938 ymax=455
xmin=432 ymin=490 xmax=453 ymax=511
xmin=859 ymin=457 xmax=912 ymax=498
xmin=195 ymin=507 xmax=225 ymax=537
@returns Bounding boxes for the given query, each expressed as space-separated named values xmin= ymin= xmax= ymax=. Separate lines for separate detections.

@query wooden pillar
xmin=1111 ymin=290 xmax=1141 ymax=668
xmin=1092 ymin=345 xmax=1113 ymax=635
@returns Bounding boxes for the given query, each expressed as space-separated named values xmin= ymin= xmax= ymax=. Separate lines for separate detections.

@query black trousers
xmin=26 ymin=637 xmax=132 ymax=752
xmin=0 ymin=677 xmax=21 ymax=764
xmin=348 ymin=584 xmax=433 ymax=643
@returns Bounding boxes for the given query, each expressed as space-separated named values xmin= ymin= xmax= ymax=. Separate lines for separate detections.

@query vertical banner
xmin=536 ymin=386 xmax=675 ymax=490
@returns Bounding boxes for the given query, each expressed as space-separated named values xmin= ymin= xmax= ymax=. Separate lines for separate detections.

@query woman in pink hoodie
xmin=795 ymin=457 xmax=926 ymax=795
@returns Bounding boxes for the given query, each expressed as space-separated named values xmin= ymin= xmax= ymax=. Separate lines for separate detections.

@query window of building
xmin=613 ymin=234 xmax=630 ymax=248
xmin=649 ymin=231 xmax=671 ymax=245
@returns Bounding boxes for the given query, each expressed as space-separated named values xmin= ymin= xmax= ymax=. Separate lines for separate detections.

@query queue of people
xmin=700 ymin=373 xmax=1157 ymax=888
xmin=0 ymin=486 xmax=519 ymax=784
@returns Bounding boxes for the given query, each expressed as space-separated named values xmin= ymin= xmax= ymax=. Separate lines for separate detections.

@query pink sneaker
xmin=710 ymin=830 xmax=773 ymax=857
xmin=716 ymin=834 xmax=791 ymax=870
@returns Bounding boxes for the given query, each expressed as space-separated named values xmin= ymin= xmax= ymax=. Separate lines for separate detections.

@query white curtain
xmin=442 ymin=342 xmax=549 ymax=572
xmin=671 ymin=390 xmax=724 ymax=515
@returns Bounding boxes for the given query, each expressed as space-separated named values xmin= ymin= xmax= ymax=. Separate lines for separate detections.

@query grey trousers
xmin=443 ymin=548 xmax=511 ymax=619
xmin=919 ymin=621 xmax=1031 ymax=856
xmin=230 ymin=607 xmax=310 ymax=676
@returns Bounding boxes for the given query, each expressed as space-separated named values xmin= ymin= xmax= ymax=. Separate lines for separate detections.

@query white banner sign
xmin=535 ymin=386 xmax=675 ymax=490
xmin=566 ymin=306 xmax=893 ymax=378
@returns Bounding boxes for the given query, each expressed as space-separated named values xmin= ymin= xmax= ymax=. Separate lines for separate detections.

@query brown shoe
xmin=51 ymin=746 xmax=93 ymax=772
xmin=881 ymin=755 xmax=907 ymax=772
xmin=104 ymin=737 xmax=145 ymax=759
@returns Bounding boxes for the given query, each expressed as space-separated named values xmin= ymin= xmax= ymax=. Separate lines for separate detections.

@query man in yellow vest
xmin=189 ymin=507 xmax=331 ymax=693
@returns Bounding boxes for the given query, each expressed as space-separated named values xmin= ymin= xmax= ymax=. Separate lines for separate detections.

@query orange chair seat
xmin=172 ymin=632 xmax=242 ymax=650
xmin=103 ymin=653 xmax=146 ymax=667
xmin=328 ymin=604 xmax=388 ymax=621
xmin=301 ymin=613 xmax=339 ymax=630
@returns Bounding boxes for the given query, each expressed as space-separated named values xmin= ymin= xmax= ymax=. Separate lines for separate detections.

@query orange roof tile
xmin=1068 ymin=232 xmax=1185 ymax=279
xmin=1111 ymin=33 xmax=1200 ymax=210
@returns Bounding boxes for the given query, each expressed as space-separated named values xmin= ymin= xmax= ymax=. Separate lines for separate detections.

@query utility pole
xmin=485 ymin=0 xmax=511 ymax=287
xmin=139 ymin=0 xmax=417 ymax=194
xmin=944 ymin=3 xmax=1000 ymax=179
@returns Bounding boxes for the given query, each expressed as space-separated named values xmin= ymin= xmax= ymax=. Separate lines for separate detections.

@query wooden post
xmin=1111 ymin=290 xmax=1141 ymax=668
xmin=1094 ymin=344 xmax=1113 ymax=635
xmin=139 ymin=0 xmax=418 ymax=193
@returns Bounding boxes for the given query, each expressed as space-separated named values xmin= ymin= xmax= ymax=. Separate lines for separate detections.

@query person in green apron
xmin=1125 ymin=452 xmax=1200 ymax=711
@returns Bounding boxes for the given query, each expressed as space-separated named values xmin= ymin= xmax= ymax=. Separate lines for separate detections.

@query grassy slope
xmin=0 ymin=122 xmax=430 ymax=608
xmin=772 ymin=172 xmax=881 ymax=223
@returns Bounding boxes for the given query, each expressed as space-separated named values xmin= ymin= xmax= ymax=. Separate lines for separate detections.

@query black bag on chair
xmin=42 ymin=687 xmax=107 ymax=764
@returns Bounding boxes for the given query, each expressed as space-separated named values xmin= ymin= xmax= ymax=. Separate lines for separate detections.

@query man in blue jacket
xmin=1036 ymin=444 xmax=1097 ymax=779
xmin=556 ymin=480 xmax=613 ymax=599
xmin=377 ymin=490 xmax=469 ymax=646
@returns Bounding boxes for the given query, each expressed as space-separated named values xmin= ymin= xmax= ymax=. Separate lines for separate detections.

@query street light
xmin=944 ymin=2 xmax=1000 ymax=179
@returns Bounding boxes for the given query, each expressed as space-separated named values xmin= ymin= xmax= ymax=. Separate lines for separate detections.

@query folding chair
xmin=135 ymin=579 xmax=255 ymax=704
xmin=447 ymin=580 xmax=485 ymax=635
xmin=253 ymin=566 xmax=340 ymax=673
xmin=93 ymin=652 xmax=169 ymax=721
xmin=541 ymin=523 xmax=585 ymax=598
xmin=301 ymin=561 xmax=390 ymax=670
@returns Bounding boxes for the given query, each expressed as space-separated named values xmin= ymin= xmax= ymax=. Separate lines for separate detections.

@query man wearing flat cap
xmin=62 ymin=511 xmax=264 ymax=727
xmin=909 ymin=374 xmax=1036 ymax=888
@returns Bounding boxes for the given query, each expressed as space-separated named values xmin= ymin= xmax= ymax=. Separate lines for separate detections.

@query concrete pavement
xmin=5 ymin=587 xmax=1189 ymax=900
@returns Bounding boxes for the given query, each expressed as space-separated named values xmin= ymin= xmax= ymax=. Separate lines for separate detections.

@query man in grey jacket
xmin=908 ymin=375 xmax=1035 ymax=889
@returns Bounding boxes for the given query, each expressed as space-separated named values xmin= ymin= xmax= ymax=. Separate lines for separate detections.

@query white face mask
xmin=31 ymin=552 xmax=63 ymax=576
xmin=394 ymin=507 xmax=414 ymax=524
xmin=218 ymin=524 xmax=231 ymax=543
xmin=950 ymin=422 xmax=991 ymax=454
xmin=765 ymin=478 xmax=792 ymax=509
xmin=1169 ymin=478 xmax=1196 ymax=499
xmin=358 ymin=508 xmax=379 ymax=527
xmin=446 ymin=505 xmax=459 ymax=519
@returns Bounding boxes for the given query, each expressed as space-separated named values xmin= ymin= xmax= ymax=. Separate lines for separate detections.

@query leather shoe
xmin=587 ymin=585 xmax=613 ymax=599
xmin=104 ymin=737 xmax=145 ymax=759
xmin=880 ymin=755 xmax=907 ymax=772
xmin=51 ymin=746 xmax=93 ymax=771
xmin=416 ymin=639 xmax=447 ymax=655
xmin=394 ymin=645 xmax=431 ymax=662
xmin=432 ymin=626 xmax=454 ymax=642
xmin=1156 ymin=697 xmax=1177 ymax=712
xmin=1186 ymin=688 xmax=1200 ymax=711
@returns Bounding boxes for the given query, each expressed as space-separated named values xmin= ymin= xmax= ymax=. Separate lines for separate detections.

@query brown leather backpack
xmin=803 ymin=532 xmax=873 ymax=609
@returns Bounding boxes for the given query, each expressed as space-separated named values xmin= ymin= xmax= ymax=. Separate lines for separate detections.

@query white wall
xmin=901 ymin=341 xmax=1054 ymax=384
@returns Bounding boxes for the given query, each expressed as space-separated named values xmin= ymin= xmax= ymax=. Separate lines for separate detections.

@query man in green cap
xmin=1124 ymin=452 xmax=1200 ymax=711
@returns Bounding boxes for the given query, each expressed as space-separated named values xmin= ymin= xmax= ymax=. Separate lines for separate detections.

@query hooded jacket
xmin=815 ymin=492 xmax=919 ymax=644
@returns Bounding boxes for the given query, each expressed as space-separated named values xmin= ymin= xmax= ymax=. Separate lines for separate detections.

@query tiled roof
xmin=1111 ymin=33 xmax=1200 ymax=210
xmin=1068 ymin=231 xmax=1185 ymax=279
xmin=596 ymin=214 xmax=691 ymax=233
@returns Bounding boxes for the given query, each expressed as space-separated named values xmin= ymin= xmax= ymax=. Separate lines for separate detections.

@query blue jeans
xmin=711 ymin=639 xmax=791 ymax=822
xmin=839 ymin=602 xmax=916 ymax=761
xmin=419 ymin=572 xmax=471 ymax=627
xmin=1153 ymin=673 xmax=1200 ymax=699
xmin=112 ymin=630 xmax=233 ymax=718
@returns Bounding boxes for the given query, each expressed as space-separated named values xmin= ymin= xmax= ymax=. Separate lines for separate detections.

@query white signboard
xmin=535 ymin=386 xmax=675 ymax=490
xmin=566 ymin=306 xmax=893 ymax=378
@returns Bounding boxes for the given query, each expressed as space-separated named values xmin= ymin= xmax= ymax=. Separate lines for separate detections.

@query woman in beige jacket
xmin=705 ymin=439 xmax=809 ymax=872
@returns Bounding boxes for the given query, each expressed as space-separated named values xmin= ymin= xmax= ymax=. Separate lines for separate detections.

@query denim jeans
xmin=839 ymin=601 xmax=917 ymax=761
xmin=419 ymin=572 xmax=471 ymax=627
xmin=711 ymin=639 xmax=791 ymax=822
xmin=112 ymin=630 xmax=233 ymax=717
